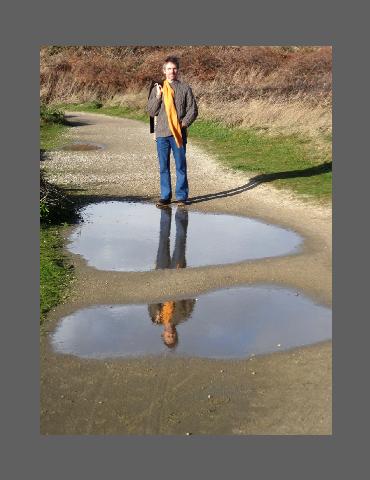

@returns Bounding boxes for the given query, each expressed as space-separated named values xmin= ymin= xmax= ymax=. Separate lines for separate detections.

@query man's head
xmin=163 ymin=56 xmax=180 ymax=83
xmin=162 ymin=324 xmax=178 ymax=348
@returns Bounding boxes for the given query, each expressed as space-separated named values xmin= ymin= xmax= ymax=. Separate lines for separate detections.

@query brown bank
xmin=40 ymin=112 xmax=332 ymax=435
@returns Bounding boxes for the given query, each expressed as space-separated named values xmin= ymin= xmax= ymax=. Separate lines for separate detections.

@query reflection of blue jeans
xmin=156 ymin=208 xmax=188 ymax=269
xmin=172 ymin=208 xmax=188 ymax=268
xmin=156 ymin=131 xmax=188 ymax=201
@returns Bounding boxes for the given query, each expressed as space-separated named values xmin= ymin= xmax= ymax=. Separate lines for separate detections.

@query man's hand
xmin=155 ymin=83 xmax=163 ymax=98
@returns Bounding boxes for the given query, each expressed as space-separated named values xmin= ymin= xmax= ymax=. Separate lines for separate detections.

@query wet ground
xmin=67 ymin=201 xmax=302 ymax=271
xmin=55 ymin=202 xmax=329 ymax=361
xmin=40 ymin=112 xmax=332 ymax=435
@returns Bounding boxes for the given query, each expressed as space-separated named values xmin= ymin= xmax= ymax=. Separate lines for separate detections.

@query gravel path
xmin=40 ymin=111 xmax=332 ymax=435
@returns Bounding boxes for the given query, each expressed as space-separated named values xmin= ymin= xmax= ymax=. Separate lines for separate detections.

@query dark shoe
xmin=156 ymin=198 xmax=171 ymax=208
xmin=176 ymin=200 xmax=188 ymax=207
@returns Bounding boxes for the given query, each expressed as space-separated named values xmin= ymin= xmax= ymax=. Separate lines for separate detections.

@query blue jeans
xmin=156 ymin=130 xmax=188 ymax=201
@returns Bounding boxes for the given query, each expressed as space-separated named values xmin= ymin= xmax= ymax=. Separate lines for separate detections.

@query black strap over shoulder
xmin=148 ymin=80 xmax=163 ymax=133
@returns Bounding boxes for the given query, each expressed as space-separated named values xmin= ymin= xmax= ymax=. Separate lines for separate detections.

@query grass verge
xmin=190 ymin=121 xmax=332 ymax=202
xmin=57 ymin=101 xmax=148 ymax=122
xmin=40 ymin=112 xmax=75 ymax=325
xmin=40 ymin=122 xmax=69 ymax=150
xmin=40 ymin=227 xmax=73 ymax=325
xmin=56 ymin=102 xmax=332 ymax=202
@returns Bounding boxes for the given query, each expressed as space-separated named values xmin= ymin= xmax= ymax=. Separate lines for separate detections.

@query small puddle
xmin=67 ymin=202 xmax=302 ymax=271
xmin=51 ymin=286 xmax=331 ymax=359
xmin=61 ymin=142 xmax=105 ymax=151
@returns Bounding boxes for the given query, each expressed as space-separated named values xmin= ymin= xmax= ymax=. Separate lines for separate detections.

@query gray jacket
xmin=147 ymin=80 xmax=198 ymax=137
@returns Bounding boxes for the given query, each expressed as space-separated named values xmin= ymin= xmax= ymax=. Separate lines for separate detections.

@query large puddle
xmin=67 ymin=202 xmax=302 ymax=271
xmin=51 ymin=286 xmax=331 ymax=359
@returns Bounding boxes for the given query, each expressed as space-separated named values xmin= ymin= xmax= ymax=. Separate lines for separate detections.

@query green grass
xmin=40 ymin=226 xmax=73 ymax=325
xmin=40 ymin=112 xmax=75 ymax=325
xmin=190 ymin=121 xmax=332 ymax=201
xmin=40 ymin=122 xmax=68 ymax=150
xmin=57 ymin=101 xmax=148 ymax=122
xmin=56 ymin=102 xmax=332 ymax=202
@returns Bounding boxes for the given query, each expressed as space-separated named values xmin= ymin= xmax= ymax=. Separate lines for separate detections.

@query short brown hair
xmin=163 ymin=56 xmax=180 ymax=69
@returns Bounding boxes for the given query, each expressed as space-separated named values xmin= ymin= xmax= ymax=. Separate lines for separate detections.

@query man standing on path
xmin=147 ymin=56 xmax=198 ymax=207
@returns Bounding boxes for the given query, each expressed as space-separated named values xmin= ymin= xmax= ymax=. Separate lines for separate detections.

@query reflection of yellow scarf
xmin=162 ymin=80 xmax=183 ymax=147
xmin=160 ymin=301 xmax=175 ymax=325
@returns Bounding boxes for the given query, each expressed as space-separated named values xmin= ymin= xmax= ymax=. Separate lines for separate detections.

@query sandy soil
xmin=40 ymin=111 xmax=332 ymax=435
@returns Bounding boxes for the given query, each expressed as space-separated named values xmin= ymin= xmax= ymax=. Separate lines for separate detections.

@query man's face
xmin=163 ymin=62 xmax=178 ymax=83
xmin=163 ymin=330 xmax=177 ymax=346
xmin=162 ymin=324 xmax=178 ymax=348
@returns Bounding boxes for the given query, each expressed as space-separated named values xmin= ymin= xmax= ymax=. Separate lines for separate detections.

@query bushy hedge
xmin=40 ymin=103 xmax=66 ymax=125
xmin=40 ymin=170 xmax=77 ymax=224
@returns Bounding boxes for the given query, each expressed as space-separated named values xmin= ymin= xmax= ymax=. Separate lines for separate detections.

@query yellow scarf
xmin=160 ymin=301 xmax=176 ymax=325
xmin=162 ymin=80 xmax=183 ymax=148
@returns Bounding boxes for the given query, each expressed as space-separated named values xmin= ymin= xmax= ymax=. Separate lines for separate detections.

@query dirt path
xmin=40 ymin=111 xmax=332 ymax=435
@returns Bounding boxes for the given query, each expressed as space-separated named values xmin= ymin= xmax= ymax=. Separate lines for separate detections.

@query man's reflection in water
xmin=148 ymin=207 xmax=196 ymax=349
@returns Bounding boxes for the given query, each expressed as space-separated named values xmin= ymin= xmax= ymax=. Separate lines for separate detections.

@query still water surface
xmin=51 ymin=285 xmax=331 ymax=359
xmin=67 ymin=202 xmax=302 ymax=271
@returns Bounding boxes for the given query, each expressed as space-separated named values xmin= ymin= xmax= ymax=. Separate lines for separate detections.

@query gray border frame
xmin=3 ymin=0 xmax=367 ymax=478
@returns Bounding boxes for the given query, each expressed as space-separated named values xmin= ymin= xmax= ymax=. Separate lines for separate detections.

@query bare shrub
xmin=40 ymin=46 xmax=332 ymax=138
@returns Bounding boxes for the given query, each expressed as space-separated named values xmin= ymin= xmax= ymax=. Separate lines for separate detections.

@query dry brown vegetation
xmin=40 ymin=46 xmax=332 ymax=139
